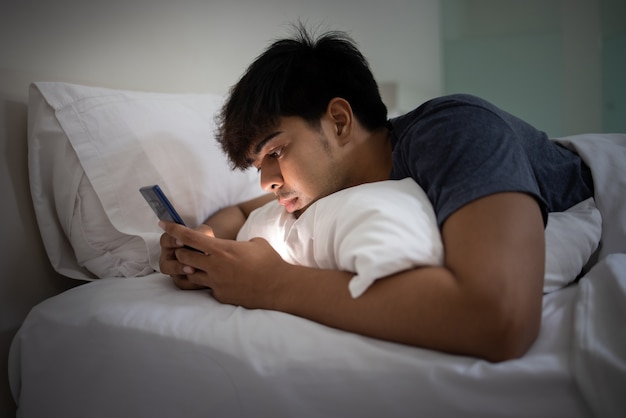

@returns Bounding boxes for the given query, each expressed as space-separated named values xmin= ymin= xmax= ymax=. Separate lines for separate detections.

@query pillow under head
xmin=28 ymin=82 xmax=264 ymax=280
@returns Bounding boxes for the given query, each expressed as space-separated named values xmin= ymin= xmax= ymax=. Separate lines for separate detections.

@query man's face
xmin=251 ymin=116 xmax=347 ymax=217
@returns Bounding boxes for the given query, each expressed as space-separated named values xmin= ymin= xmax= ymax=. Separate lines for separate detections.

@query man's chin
xmin=289 ymin=193 xmax=334 ymax=218
xmin=292 ymin=201 xmax=317 ymax=219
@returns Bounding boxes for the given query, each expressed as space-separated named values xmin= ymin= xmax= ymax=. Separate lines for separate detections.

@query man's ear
xmin=326 ymin=98 xmax=353 ymax=144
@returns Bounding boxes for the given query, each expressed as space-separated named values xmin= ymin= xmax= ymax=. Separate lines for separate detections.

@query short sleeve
xmin=390 ymin=95 xmax=546 ymax=227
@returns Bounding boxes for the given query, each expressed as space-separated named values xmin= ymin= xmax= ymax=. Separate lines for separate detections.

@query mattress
xmin=9 ymin=268 xmax=604 ymax=418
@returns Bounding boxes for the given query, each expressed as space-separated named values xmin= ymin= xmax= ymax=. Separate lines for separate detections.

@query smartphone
xmin=139 ymin=185 xmax=187 ymax=226
xmin=140 ymin=185 xmax=203 ymax=255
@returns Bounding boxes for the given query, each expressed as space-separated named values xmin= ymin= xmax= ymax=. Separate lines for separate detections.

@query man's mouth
xmin=278 ymin=195 xmax=299 ymax=213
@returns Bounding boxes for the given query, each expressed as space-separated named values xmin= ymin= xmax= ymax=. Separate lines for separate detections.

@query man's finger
xmin=160 ymin=221 xmax=228 ymax=255
xmin=160 ymin=229 xmax=184 ymax=249
xmin=172 ymin=274 xmax=206 ymax=290
xmin=174 ymin=247 xmax=210 ymax=272
xmin=159 ymin=256 xmax=193 ymax=276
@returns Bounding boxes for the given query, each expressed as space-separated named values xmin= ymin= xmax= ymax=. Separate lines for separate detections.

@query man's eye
xmin=256 ymin=147 xmax=283 ymax=172
xmin=269 ymin=148 xmax=282 ymax=158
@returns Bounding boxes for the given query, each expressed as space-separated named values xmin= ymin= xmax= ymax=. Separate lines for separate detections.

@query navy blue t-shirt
xmin=389 ymin=94 xmax=594 ymax=228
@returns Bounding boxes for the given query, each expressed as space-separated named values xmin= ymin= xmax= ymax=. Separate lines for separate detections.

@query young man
xmin=159 ymin=26 xmax=594 ymax=362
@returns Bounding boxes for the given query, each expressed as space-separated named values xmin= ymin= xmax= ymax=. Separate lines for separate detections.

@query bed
xmin=8 ymin=82 xmax=626 ymax=418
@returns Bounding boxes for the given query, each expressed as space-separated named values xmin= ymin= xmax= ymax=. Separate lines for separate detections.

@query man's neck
xmin=351 ymin=127 xmax=393 ymax=185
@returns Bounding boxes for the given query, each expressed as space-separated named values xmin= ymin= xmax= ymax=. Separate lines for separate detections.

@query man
xmin=159 ymin=26 xmax=594 ymax=362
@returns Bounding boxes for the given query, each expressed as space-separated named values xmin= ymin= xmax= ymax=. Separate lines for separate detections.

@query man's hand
xmin=159 ymin=193 xmax=276 ymax=291
xmin=159 ymin=221 xmax=288 ymax=308
xmin=159 ymin=223 xmax=214 ymax=290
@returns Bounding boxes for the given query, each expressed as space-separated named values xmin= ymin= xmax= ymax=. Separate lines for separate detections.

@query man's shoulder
xmin=394 ymin=94 xmax=494 ymax=126
xmin=419 ymin=93 xmax=490 ymax=109
xmin=390 ymin=94 xmax=511 ymax=147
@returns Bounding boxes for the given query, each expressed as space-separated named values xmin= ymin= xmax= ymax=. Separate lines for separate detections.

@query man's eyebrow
xmin=253 ymin=131 xmax=282 ymax=156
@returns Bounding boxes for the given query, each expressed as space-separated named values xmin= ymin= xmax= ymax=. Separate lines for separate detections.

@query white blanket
xmin=573 ymin=254 xmax=626 ymax=418
xmin=554 ymin=133 xmax=626 ymax=418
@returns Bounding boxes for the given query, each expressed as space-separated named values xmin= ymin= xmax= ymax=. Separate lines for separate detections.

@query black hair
xmin=216 ymin=22 xmax=388 ymax=169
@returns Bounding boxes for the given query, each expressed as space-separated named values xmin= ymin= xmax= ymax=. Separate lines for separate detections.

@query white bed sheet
xmin=10 ymin=272 xmax=592 ymax=418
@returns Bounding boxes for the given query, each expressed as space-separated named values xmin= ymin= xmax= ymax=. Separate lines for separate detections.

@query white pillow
xmin=238 ymin=180 xmax=601 ymax=297
xmin=238 ymin=178 xmax=444 ymax=298
xmin=543 ymin=197 xmax=602 ymax=293
xmin=28 ymin=82 xmax=264 ymax=280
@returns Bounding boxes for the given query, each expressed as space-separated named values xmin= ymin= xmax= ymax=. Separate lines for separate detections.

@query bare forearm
xmin=204 ymin=206 xmax=247 ymax=239
xmin=205 ymin=193 xmax=274 ymax=239
xmin=266 ymin=266 xmax=460 ymax=351
xmin=268 ymin=264 xmax=512 ymax=360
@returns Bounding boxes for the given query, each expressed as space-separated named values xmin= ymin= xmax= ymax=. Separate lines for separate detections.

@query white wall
xmin=0 ymin=1 xmax=442 ymax=416
xmin=0 ymin=0 xmax=442 ymax=109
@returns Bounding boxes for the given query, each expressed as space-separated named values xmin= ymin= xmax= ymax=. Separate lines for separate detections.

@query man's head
xmin=216 ymin=23 xmax=388 ymax=170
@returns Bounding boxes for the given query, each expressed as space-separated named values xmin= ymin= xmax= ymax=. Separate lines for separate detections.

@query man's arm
xmin=162 ymin=192 xmax=545 ymax=362
xmin=203 ymin=193 xmax=275 ymax=239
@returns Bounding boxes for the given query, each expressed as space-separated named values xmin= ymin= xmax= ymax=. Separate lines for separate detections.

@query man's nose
xmin=259 ymin=158 xmax=283 ymax=192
